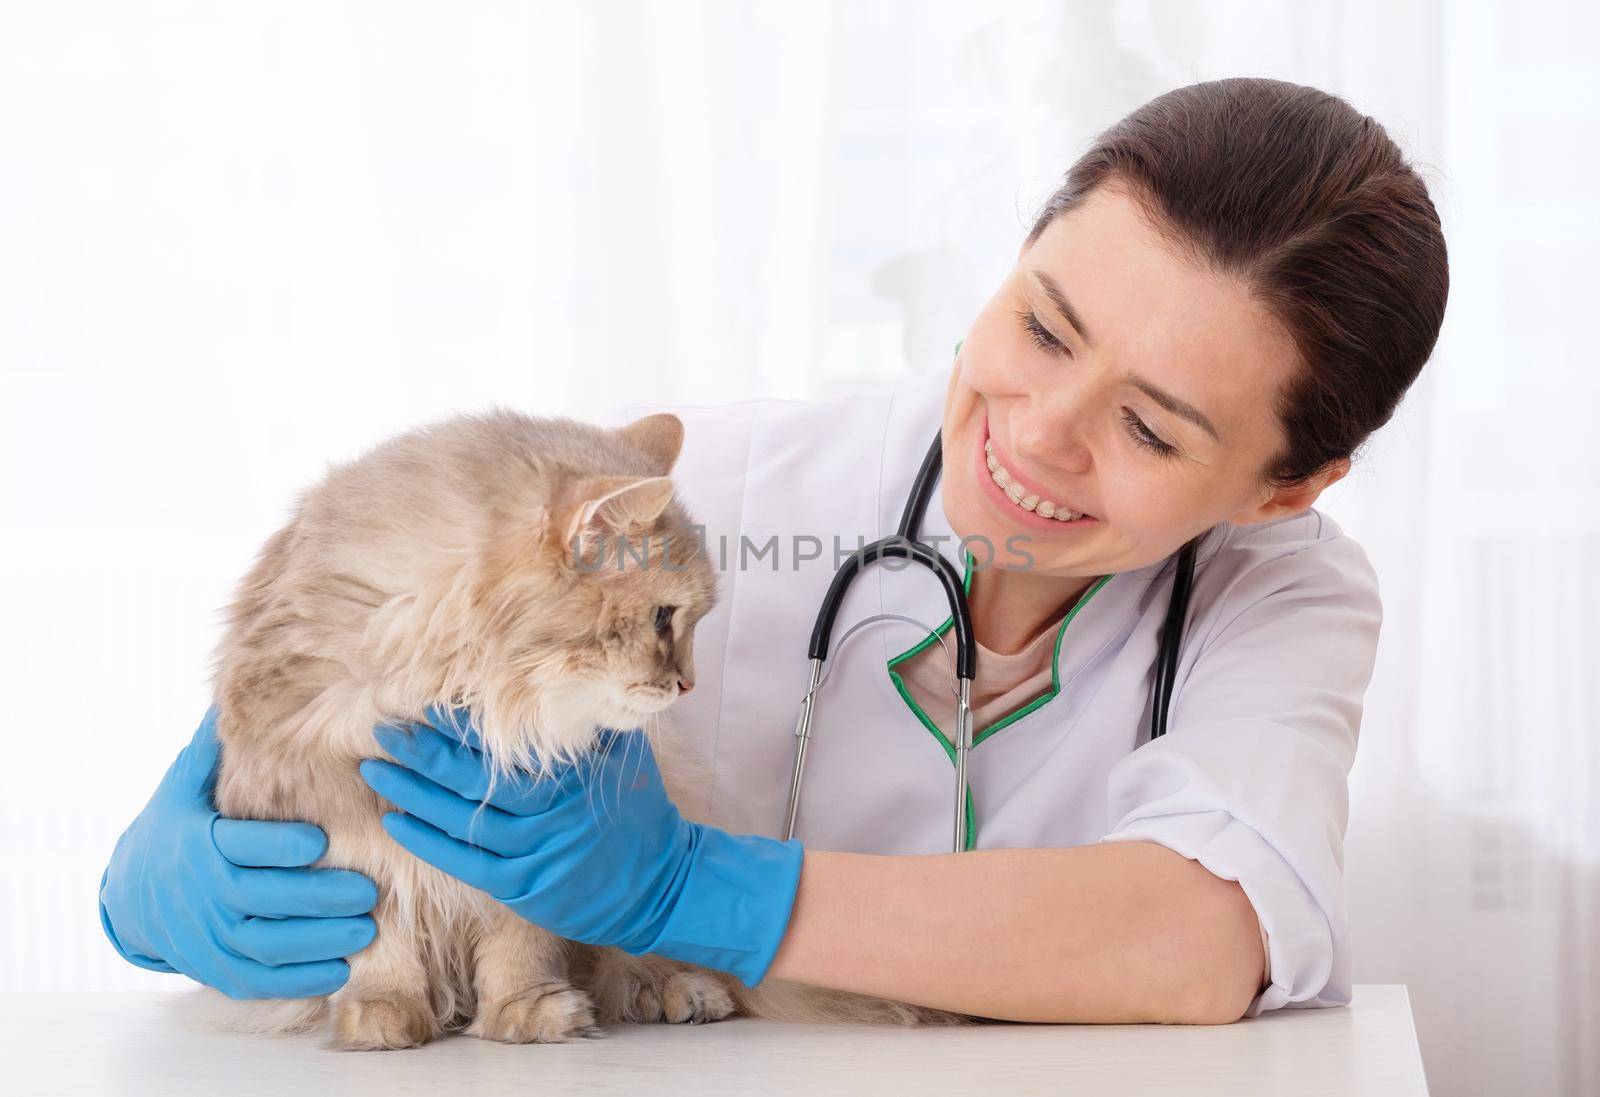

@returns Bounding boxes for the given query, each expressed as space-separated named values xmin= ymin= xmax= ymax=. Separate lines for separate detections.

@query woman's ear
xmin=1232 ymin=457 xmax=1352 ymax=526
xmin=613 ymin=413 xmax=685 ymax=474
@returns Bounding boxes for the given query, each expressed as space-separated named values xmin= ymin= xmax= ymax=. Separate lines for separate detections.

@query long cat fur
xmin=200 ymin=406 xmax=966 ymax=1049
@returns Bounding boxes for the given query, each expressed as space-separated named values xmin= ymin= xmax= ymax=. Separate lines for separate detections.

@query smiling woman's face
xmin=942 ymin=180 xmax=1329 ymax=579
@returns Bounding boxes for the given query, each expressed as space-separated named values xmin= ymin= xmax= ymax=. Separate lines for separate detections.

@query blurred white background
xmin=1 ymin=2 xmax=1595 ymax=1093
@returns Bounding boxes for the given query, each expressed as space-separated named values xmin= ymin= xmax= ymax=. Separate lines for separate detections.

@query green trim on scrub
xmin=886 ymin=549 xmax=976 ymax=765
xmin=885 ymin=537 xmax=1116 ymax=850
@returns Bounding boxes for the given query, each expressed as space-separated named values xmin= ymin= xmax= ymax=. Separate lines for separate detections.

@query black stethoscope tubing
xmin=789 ymin=430 xmax=1198 ymax=851
xmin=806 ymin=429 xmax=977 ymax=679
xmin=807 ymin=430 xmax=1196 ymax=739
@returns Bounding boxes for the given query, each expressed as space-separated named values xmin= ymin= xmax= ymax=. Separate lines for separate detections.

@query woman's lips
xmin=975 ymin=423 xmax=1099 ymax=532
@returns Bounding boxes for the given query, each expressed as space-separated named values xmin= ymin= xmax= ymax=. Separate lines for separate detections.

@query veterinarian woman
xmin=98 ymin=78 xmax=1449 ymax=1025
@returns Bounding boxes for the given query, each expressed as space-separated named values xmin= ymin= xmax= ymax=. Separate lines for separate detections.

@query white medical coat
xmin=617 ymin=364 xmax=1383 ymax=1018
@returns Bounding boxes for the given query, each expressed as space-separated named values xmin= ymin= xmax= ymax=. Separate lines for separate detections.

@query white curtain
xmin=2 ymin=3 xmax=1594 ymax=1093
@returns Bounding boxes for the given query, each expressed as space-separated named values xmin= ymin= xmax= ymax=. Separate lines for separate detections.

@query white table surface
xmin=3 ymin=986 xmax=1428 ymax=1096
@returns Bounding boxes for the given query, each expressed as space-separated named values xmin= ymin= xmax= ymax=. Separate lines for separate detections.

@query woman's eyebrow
xmin=1128 ymin=373 xmax=1222 ymax=444
xmin=1030 ymin=268 xmax=1222 ymax=444
xmin=1031 ymin=270 xmax=1094 ymax=348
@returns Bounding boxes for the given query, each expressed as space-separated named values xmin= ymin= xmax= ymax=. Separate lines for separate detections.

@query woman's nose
xmin=1014 ymin=409 xmax=1091 ymax=473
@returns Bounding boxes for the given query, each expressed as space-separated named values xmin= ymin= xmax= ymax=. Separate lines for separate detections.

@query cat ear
xmin=613 ymin=413 xmax=684 ymax=475
xmin=562 ymin=475 xmax=676 ymax=546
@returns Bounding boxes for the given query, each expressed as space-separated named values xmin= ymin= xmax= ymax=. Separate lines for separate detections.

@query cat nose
xmin=677 ymin=677 xmax=694 ymax=695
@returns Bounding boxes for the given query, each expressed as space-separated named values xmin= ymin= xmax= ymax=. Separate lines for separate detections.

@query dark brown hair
xmin=1025 ymin=77 xmax=1449 ymax=489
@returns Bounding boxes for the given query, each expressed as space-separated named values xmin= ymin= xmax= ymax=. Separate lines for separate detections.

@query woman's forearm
xmin=764 ymin=839 xmax=1266 ymax=1025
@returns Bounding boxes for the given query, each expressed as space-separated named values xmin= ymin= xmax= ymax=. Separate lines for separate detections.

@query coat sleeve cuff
xmin=1100 ymin=809 xmax=1346 ymax=1017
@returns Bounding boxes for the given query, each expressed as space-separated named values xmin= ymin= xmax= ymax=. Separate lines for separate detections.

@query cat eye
xmin=653 ymin=605 xmax=675 ymax=633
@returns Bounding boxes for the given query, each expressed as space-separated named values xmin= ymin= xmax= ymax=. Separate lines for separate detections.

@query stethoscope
xmin=782 ymin=429 xmax=1201 ymax=854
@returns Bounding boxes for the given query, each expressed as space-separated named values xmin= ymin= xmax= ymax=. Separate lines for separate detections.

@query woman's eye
xmin=1122 ymin=409 xmax=1179 ymax=459
xmin=1014 ymin=308 xmax=1070 ymax=355
xmin=653 ymin=605 xmax=675 ymax=633
xmin=1013 ymin=307 xmax=1179 ymax=460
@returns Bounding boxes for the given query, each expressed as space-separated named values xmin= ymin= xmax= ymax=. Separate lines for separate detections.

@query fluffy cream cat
xmin=205 ymin=408 xmax=963 ymax=1051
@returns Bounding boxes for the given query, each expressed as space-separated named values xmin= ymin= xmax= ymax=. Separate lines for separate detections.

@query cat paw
xmin=331 ymin=996 xmax=436 ymax=1051
xmin=590 ymin=960 xmax=737 ymax=1025
xmin=473 ymin=984 xmax=602 ymax=1044
xmin=659 ymin=969 xmax=737 ymax=1024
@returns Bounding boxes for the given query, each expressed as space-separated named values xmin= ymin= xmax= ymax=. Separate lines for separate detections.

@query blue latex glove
xmin=98 ymin=707 xmax=380 ymax=999
xmin=359 ymin=706 xmax=804 ymax=988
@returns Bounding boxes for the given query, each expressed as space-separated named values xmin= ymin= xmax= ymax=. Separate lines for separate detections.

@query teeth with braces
xmin=985 ymin=440 xmax=1087 ymax=522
